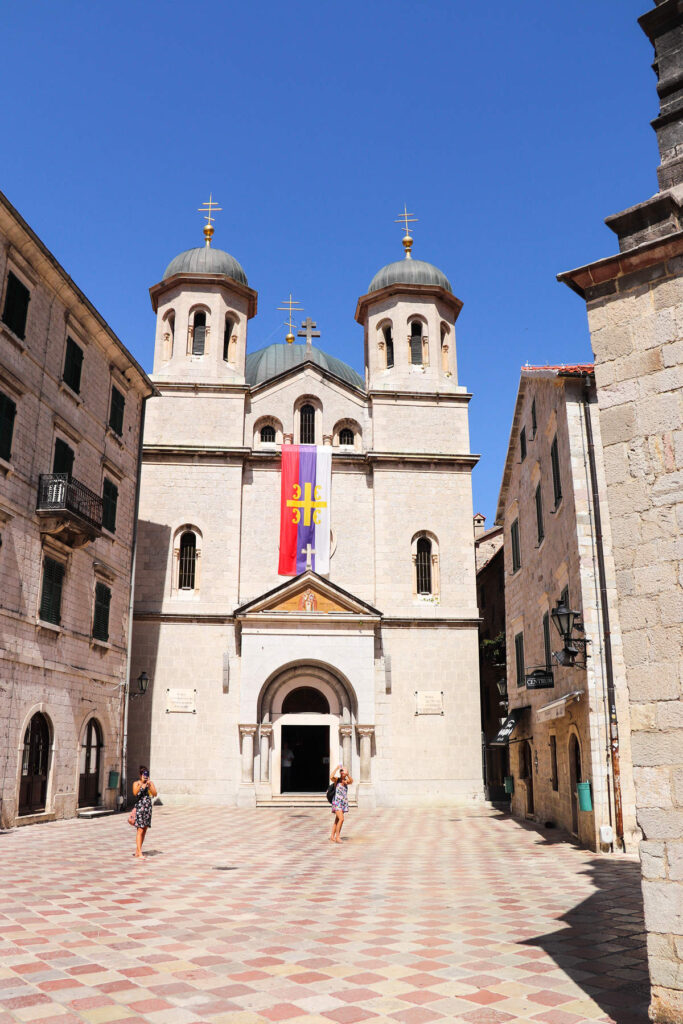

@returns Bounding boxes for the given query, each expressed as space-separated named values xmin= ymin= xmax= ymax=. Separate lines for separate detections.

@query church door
xmin=78 ymin=719 xmax=103 ymax=807
xmin=19 ymin=713 xmax=50 ymax=815
xmin=281 ymin=725 xmax=329 ymax=793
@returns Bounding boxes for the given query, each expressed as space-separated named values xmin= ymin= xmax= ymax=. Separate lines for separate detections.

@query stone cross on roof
xmin=298 ymin=317 xmax=320 ymax=351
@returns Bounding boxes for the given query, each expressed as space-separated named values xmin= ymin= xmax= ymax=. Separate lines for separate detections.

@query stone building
xmin=127 ymin=219 xmax=483 ymax=807
xmin=0 ymin=190 xmax=154 ymax=828
xmin=474 ymin=516 xmax=508 ymax=802
xmin=494 ymin=366 xmax=638 ymax=851
xmin=558 ymin=3 xmax=683 ymax=1018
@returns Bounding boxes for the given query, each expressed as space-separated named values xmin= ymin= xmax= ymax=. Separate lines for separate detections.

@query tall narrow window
xmin=531 ymin=399 xmax=537 ymax=438
xmin=109 ymin=386 xmax=125 ymax=436
xmin=192 ymin=311 xmax=206 ymax=355
xmin=515 ymin=631 xmax=525 ymax=688
xmin=2 ymin=271 xmax=30 ymax=340
xmin=550 ymin=735 xmax=558 ymax=791
xmin=339 ymin=428 xmax=354 ymax=446
xmin=300 ymin=403 xmax=315 ymax=444
xmin=102 ymin=478 xmax=118 ymax=533
xmin=543 ymin=611 xmax=552 ymax=670
xmin=561 ymin=585 xmax=569 ymax=609
xmin=178 ymin=531 xmax=197 ymax=590
xmin=223 ymin=317 xmax=234 ymax=361
xmin=40 ymin=557 xmax=65 ymax=625
xmin=53 ymin=438 xmax=74 ymax=477
xmin=510 ymin=518 xmax=521 ymax=573
xmin=416 ymin=537 xmax=432 ymax=594
xmin=520 ymin=427 xmax=527 ymax=462
xmin=62 ymin=337 xmax=84 ymax=394
xmin=410 ymin=321 xmax=423 ymax=365
xmin=92 ymin=582 xmax=111 ymax=642
xmin=383 ymin=326 xmax=394 ymax=368
xmin=535 ymin=483 xmax=544 ymax=544
xmin=0 ymin=391 xmax=17 ymax=461
xmin=551 ymin=435 xmax=562 ymax=506
xmin=260 ymin=424 xmax=276 ymax=443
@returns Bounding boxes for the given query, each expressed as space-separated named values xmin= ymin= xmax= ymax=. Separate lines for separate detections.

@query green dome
xmin=163 ymin=246 xmax=248 ymax=285
xmin=368 ymin=257 xmax=452 ymax=294
xmin=246 ymin=343 xmax=364 ymax=390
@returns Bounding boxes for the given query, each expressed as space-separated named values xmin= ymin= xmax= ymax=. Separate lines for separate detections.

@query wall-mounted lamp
xmin=130 ymin=671 xmax=149 ymax=699
xmin=551 ymin=602 xmax=590 ymax=668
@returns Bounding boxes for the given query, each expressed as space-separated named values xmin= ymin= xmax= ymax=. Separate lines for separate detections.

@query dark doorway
xmin=79 ymin=718 xmax=103 ymax=807
xmin=19 ymin=712 xmax=50 ymax=815
xmin=521 ymin=740 xmax=534 ymax=816
xmin=281 ymin=725 xmax=329 ymax=793
xmin=569 ymin=734 xmax=582 ymax=834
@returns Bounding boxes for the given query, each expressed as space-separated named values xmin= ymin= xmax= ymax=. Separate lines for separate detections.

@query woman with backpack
xmin=328 ymin=764 xmax=353 ymax=843
xmin=130 ymin=766 xmax=157 ymax=858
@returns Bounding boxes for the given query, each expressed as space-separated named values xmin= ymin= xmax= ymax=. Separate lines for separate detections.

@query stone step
xmin=77 ymin=807 xmax=116 ymax=819
xmin=257 ymin=793 xmax=357 ymax=808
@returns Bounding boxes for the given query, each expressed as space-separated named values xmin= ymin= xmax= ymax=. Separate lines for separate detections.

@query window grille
xmin=416 ymin=537 xmax=432 ymax=594
xmin=260 ymin=424 xmax=276 ymax=443
xmin=520 ymin=426 xmax=527 ymax=462
xmin=53 ymin=438 xmax=75 ymax=477
xmin=339 ymin=428 xmax=354 ymax=446
xmin=531 ymin=399 xmax=537 ymax=437
xmin=543 ymin=611 xmax=551 ymax=670
xmin=223 ymin=318 xmax=234 ymax=361
xmin=2 ymin=271 xmax=30 ymax=340
xmin=102 ymin=478 xmax=118 ymax=533
xmin=510 ymin=518 xmax=521 ymax=572
xmin=62 ymin=337 xmax=83 ymax=394
xmin=300 ymin=404 xmax=315 ymax=444
xmin=410 ymin=322 xmax=423 ymax=365
xmin=92 ymin=582 xmax=111 ymax=642
xmin=383 ymin=326 xmax=394 ymax=368
xmin=0 ymin=391 xmax=16 ymax=461
xmin=535 ymin=483 xmax=544 ymax=544
xmin=192 ymin=312 xmax=206 ymax=355
xmin=515 ymin=631 xmax=525 ymax=687
xmin=551 ymin=435 xmax=562 ymax=506
xmin=40 ymin=557 xmax=65 ymax=625
xmin=550 ymin=734 xmax=558 ymax=791
xmin=178 ymin=531 xmax=197 ymax=590
xmin=109 ymin=386 xmax=125 ymax=436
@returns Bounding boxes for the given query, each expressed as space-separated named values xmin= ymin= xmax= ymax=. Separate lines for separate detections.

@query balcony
xmin=36 ymin=474 xmax=103 ymax=548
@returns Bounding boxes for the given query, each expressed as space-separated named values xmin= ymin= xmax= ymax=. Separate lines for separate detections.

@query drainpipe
xmin=582 ymin=387 xmax=624 ymax=850
xmin=120 ymin=394 xmax=148 ymax=809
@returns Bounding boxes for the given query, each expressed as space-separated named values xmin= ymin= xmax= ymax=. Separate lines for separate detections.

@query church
xmin=127 ymin=208 xmax=483 ymax=807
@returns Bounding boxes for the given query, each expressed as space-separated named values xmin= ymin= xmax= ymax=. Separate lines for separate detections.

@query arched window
xmin=410 ymin=321 xmax=423 ymax=365
xmin=162 ymin=310 xmax=175 ymax=361
xmin=192 ymin=311 xmax=206 ymax=355
xmin=19 ymin=712 xmax=50 ymax=815
xmin=300 ymin=403 xmax=315 ymax=445
xmin=339 ymin=428 xmax=354 ymax=446
xmin=178 ymin=531 xmax=197 ymax=590
xmin=223 ymin=317 xmax=234 ymax=361
xmin=260 ymin=424 xmax=276 ymax=443
xmin=416 ymin=536 xmax=432 ymax=594
xmin=383 ymin=325 xmax=394 ymax=368
xmin=440 ymin=322 xmax=449 ymax=372
xmin=282 ymin=687 xmax=330 ymax=714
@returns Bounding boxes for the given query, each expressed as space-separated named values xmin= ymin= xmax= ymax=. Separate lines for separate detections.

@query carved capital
xmin=356 ymin=725 xmax=375 ymax=738
xmin=339 ymin=724 xmax=353 ymax=738
xmin=239 ymin=724 xmax=258 ymax=738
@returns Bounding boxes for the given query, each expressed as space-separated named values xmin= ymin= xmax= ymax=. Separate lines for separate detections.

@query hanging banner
xmin=278 ymin=445 xmax=331 ymax=575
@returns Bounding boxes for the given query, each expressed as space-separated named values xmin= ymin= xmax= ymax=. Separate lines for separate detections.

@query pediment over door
xmin=234 ymin=571 xmax=381 ymax=622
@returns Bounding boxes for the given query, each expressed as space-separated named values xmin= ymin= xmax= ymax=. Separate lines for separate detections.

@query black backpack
xmin=326 ymin=780 xmax=337 ymax=804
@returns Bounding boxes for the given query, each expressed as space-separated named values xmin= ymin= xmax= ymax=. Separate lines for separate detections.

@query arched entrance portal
xmin=79 ymin=718 xmax=103 ymax=807
xmin=569 ymin=733 xmax=582 ymax=835
xmin=258 ymin=664 xmax=356 ymax=798
xmin=19 ymin=712 xmax=50 ymax=815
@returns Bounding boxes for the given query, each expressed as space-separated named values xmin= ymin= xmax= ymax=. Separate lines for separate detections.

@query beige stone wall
xmin=586 ymin=263 xmax=683 ymax=1016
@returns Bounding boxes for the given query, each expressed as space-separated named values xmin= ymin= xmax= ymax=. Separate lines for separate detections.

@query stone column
xmin=239 ymin=725 xmax=257 ymax=784
xmin=356 ymin=726 xmax=374 ymax=783
xmin=339 ymin=724 xmax=352 ymax=772
xmin=259 ymin=724 xmax=272 ymax=783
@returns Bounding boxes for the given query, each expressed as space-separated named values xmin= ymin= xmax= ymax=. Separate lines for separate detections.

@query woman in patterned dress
xmin=132 ymin=766 xmax=157 ymax=858
xmin=329 ymin=764 xmax=353 ymax=843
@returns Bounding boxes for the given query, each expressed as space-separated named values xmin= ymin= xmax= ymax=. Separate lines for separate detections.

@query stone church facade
xmin=127 ymin=222 xmax=483 ymax=807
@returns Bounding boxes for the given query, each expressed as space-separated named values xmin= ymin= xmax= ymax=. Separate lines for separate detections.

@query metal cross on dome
xmin=198 ymin=193 xmax=222 ymax=227
xmin=395 ymin=203 xmax=418 ymax=237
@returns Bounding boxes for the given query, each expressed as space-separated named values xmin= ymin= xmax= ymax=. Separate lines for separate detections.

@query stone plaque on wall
xmin=415 ymin=691 xmax=444 ymax=715
xmin=166 ymin=688 xmax=197 ymax=713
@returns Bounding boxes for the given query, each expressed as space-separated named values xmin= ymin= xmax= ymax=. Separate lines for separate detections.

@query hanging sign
xmin=525 ymin=669 xmax=554 ymax=690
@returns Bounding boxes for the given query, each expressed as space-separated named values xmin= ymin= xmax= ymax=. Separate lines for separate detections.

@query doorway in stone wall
xmin=569 ymin=734 xmax=582 ymax=835
xmin=79 ymin=719 xmax=103 ymax=807
xmin=521 ymin=740 xmax=534 ymax=817
xmin=19 ymin=712 xmax=50 ymax=816
xmin=280 ymin=724 xmax=329 ymax=793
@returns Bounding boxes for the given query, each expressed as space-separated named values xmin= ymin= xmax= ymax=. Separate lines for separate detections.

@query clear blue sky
xmin=2 ymin=1 xmax=656 ymax=523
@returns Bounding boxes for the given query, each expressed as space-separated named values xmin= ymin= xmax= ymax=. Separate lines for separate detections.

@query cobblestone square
xmin=0 ymin=807 xmax=648 ymax=1024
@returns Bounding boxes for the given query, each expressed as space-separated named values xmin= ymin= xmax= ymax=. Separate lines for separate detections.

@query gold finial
xmin=395 ymin=204 xmax=418 ymax=259
xmin=277 ymin=293 xmax=303 ymax=344
xmin=198 ymin=193 xmax=222 ymax=247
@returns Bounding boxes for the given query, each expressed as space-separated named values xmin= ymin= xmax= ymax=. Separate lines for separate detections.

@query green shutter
xmin=109 ymin=386 xmax=125 ymax=435
xmin=53 ymin=438 xmax=75 ymax=476
xmin=2 ymin=272 xmax=30 ymax=340
xmin=551 ymin=436 xmax=562 ymax=505
xmin=0 ymin=391 xmax=17 ymax=461
xmin=40 ymin=557 xmax=65 ymax=625
xmin=63 ymin=337 xmax=84 ymax=394
xmin=92 ymin=582 xmax=111 ymax=641
xmin=102 ymin=478 xmax=118 ymax=532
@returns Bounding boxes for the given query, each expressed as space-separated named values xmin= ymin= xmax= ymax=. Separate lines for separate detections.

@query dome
xmin=245 ymin=343 xmax=364 ymax=390
xmin=163 ymin=246 xmax=248 ymax=286
xmin=368 ymin=257 xmax=452 ymax=295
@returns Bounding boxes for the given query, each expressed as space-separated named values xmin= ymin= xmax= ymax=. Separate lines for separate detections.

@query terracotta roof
xmin=521 ymin=363 xmax=594 ymax=375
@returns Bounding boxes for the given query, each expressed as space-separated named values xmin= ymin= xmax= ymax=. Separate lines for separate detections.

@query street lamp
xmin=551 ymin=602 xmax=577 ymax=640
xmin=130 ymin=671 xmax=149 ymax=699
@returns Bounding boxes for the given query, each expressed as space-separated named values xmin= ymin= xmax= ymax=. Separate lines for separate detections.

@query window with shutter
xmin=102 ymin=478 xmax=118 ymax=533
xmin=515 ymin=631 xmax=525 ymax=687
xmin=300 ymin=404 xmax=315 ymax=444
xmin=511 ymin=518 xmax=521 ymax=572
xmin=520 ymin=427 xmax=527 ymax=462
xmin=410 ymin=321 xmax=423 ymax=365
xmin=92 ymin=582 xmax=111 ymax=641
xmin=535 ymin=483 xmax=544 ymax=544
xmin=2 ymin=272 xmax=30 ymax=340
xmin=223 ymin=318 xmax=234 ymax=361
xmin=40 ymin=557 xmax=65 ymax=625
xmin=0 ymin=391 xmax=17 ymax=461
xmin=192 ymin=312 xmax=206 ymax=355
xmin=551 ymin=435 xmax=562 ymax=506
xmin=53 ymin=438 xmax=75 ymax=477
xmin=109 ymin=386 xmax=125 ymax=436
xmin=531 ymin=399 xmax=537 ymax=438
xmin=62 ymin=337 xmax=84 ymax=394
xmin=383 ymin=326 xmax=394 ymax=368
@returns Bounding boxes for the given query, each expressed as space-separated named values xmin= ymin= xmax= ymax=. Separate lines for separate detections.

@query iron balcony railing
xmin=37 ymin=473 xmax=103 ymax=531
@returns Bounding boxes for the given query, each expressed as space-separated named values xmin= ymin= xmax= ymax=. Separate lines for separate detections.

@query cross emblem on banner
xmin=301 ymin=543 xmax=315 ymax=570
xmin=298 ymin=317 xmax=320 ymax=347
xmin=287 ymin=483 xmax=327 ymax=526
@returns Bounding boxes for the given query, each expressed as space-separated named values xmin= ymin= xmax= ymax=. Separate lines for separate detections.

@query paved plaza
xmin=0 ymin=806 xmax=648 ymax=1024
